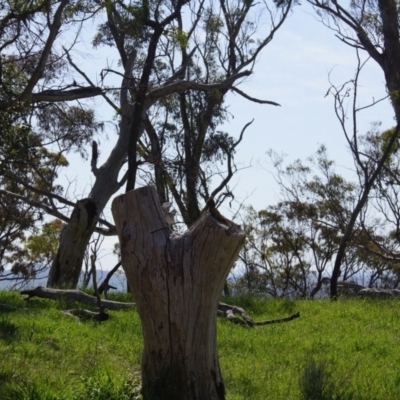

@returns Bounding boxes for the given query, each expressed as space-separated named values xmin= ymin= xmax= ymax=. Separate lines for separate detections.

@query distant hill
xmin=0 ymin=267 xmax=128 ymax=292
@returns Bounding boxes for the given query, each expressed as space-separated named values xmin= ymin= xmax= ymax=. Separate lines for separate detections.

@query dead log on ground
xmin=19 ymin=286 xmax=300 ymax=326
xmin=20 ymin=286 xmax=135 ymax=310
xmin=62 ymin=308 xmax=109 ymax=321
xmin=218 ymin=302 xmax=300 ymax=326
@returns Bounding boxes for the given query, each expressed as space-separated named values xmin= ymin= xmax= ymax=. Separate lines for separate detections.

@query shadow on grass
xmin=0 ymin=371 xmax=13 ymax=386
xmin=0 ymin=320 xmax=19 ymax=343
xmin=0 ymin=381 xmax=61 ymax=400
xmin=299 ymin=355 xmax=355 ymax=400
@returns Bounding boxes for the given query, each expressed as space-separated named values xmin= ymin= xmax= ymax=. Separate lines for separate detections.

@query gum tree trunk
xmin=47 ymin=114 xmax=135 ymax=288
xmin=47 ymin=198 xmax=98 ymax=287
xmin=112 ymin=186 xmax=245 ymax=400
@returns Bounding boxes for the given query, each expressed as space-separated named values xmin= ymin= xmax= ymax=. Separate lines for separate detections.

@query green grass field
xmin=1 ymin=291 xmax=400 ymax=399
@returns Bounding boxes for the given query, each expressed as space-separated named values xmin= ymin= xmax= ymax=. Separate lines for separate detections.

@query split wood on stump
xmin=112 ymin=186 xmax=245 ymax=400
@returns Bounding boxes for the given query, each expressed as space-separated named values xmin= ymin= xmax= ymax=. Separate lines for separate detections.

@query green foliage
xmin=239 ymin=164 xmax=346 ymax=298
xmin=63 ymin=1 xmax=99 ymax=21
xmin=0 ymin=60 xmax=28 ymax=100
xmin=4 ymin=218 xmax=63 ymax=279
xmin=390 ymin=90 xmax=400 ymax=105
xmin=202 ymin=131 xmax=235 ymax=163
xmin=218 ymin=297 xmax=400 ymax=399
xmin=380 ymin=126 xmax=399 ymax=160
xmin=166 ymin=26 xmax=188 ymax=49
xmin=238 ymin=145 xmax=400 ymax=298
xmin=0 ymin=290 xmax=142 ymax=400
xmin=92 ymin=0 xmax=149 ymax=48
xmin=0 ymin=381 xmax=65 ymax=400
xmin=75 ymin=373 xmax=142 ymax=400
xmin=1 ymin=293 xmax=400 ymax=399
xmin=35 ymin=103 xmax=103 ymax=159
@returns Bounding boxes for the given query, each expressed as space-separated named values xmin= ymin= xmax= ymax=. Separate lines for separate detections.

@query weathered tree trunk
xmin=47 ymin=198 xmax=98 ymax=287
xmin=47 ymin=114 xmax=135 ymax=287
xmin=112 ymin=186 xmax=245 ymax=400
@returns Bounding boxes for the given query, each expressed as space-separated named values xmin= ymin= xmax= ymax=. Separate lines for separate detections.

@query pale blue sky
xmin=59 ymin=3 xmax=394 ymax=270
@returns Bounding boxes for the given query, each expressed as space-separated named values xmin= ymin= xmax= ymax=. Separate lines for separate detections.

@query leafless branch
xmin=64 ymin=46 xmax=119 ymax=112
xmin=21 ymin=0 xmax=70 ymax=99
xmin=30 ymin=86 xmax=103 ymax=102
xmin=231 ymin=86 xmax=280 ymax=106
xmin=146 ymin=70 xmax=252 ymax=103
xmin=211 ymin=119 xmax=254 ymax=198
xmin=0 ymin=189 xmax=116 ymax=236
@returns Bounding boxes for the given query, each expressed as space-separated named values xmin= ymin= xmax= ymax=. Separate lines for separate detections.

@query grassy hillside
xmin=1 ymin=291 xmax=400 ymax=399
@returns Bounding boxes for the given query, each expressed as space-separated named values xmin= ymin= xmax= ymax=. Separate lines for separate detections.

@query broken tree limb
xmin=218 ymin=302 xmax=255 ymax=326
xmin=218 ymin=302 xmax=300 ymax=326
xmin=30 ymin=86 xmax=103 ymax=102
xmin=19 ymin=286 xmax=135 ymax=310
xmin=253 ymin=311 xmax=301 ymax=326
xmin=62 ymin=308 xmax=109 ymax=322
xmin=18 ymin=286 xmax=298 ymax=327
xmin=98 ymin=261 xmax=122 ymax=297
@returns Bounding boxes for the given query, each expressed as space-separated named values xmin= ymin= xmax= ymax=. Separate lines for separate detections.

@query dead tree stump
xmin=112 ymin=186 xmax=245 ymax=400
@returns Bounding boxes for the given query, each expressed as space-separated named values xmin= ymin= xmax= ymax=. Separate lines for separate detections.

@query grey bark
xmin=20 ymin=286 xmax=135 ymax=310
xmin=112 ymin=186 xmax=245 ymax=400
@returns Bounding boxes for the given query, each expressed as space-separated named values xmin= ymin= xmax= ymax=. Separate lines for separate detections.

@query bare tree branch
xmin=211 ymin=119 xmax=254 ymax=199
xmin=231 ymin=86 xmax=280 ymax=106
xmin=0 ymin=189 xmax=116 ymax=236
xmin=146 ymin=70 xmax=252 ymax=103
xmin=21 ymin=0 xmax=70 ymax=98
xmin=30 ymin=86 xmax=103 ymax=102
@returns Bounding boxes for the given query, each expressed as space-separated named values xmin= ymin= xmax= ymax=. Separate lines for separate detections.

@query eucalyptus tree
xmin=0 ymin=189 xmax=40 ymax=284
xmin=308 ymin=0 xmax=400 ymax=297
xmin=73 ymin=1 xmax=292 ymax=397
xmin=1 ymin=0 xmax=292 ymax=290
xmin=1 ymin=2 xmax=296 ymax=397
xmin=0 ymin=22 xmax=69 ymax=284
xmin=6 ymin=219 xmax=63 ymax=286
xmin=0 ymin=0 xmax=107 ymax=283
xmin=44 ymin=0 xmax=292 ymax=288
xmin=238 ymin=147 xmax=369 ymax=298
xmin=348 ymin=125 xmax=400 ymax=287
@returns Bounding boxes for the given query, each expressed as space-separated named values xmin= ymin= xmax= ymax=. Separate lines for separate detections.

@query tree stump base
xmin=112 ymin=186 xmax=245 ymax=400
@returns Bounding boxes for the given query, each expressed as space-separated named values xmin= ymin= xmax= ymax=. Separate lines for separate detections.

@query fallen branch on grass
xmin=218 ymin=302 xmax=300 ymax=327
xmin=20 ymin=286 xmax=135 ymax=310
xmin=20 ymin=287 xmax=300 ymax=326
xmin=62 ymin=308 xmax=109 ymax=321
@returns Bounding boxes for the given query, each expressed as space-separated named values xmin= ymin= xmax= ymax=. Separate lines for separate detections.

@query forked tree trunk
xmin=112 ymin=186 xmax=245 ymax=400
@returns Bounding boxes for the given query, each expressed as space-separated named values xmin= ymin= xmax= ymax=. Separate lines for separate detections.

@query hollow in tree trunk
xmin=112 ymin=186 xmax=245 ymax=400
